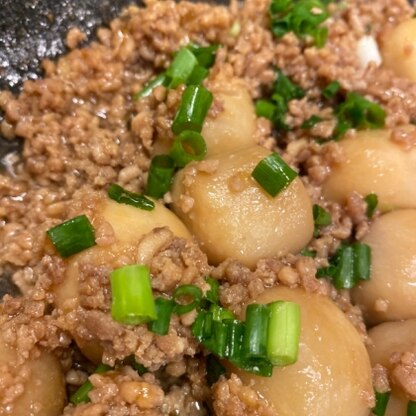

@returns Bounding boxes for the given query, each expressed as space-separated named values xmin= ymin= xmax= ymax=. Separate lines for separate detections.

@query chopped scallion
xmin=225 ymin=320 xmax=245 ymax=361
xmin=47 ymin=215 xmax=96 ymax=258
xmin=166 ymin=48 xmax=198 ymax=89
xmin=408 ymin=400 xmax=416 ymax=416
xmin=352 ymin=242 xmax=371 ymax=281
xmin=188 ymin=65 xmax=210 ymax=85
xmin=269 ymin=0 xmax=330 ymax=47
xmin=266 ymin=301 xmax=301 ymax=366
xmin=70 ymin=364 xmax=111 ymax=404
xmin=133 ymin=73 xmax=167 ymax=100
xmin=256 ymin=70 xmax=305 ymax=131
xmin=187 ymin=44 xmax=219 ymax=69
xmin=210 ymin=320 xmax=229 ymax=358
xmin=108 ymin=183 xmax=155 ymax=211
xmin=334 ymin=92 xmax=386 ymax=139
xmin=146 ymin=155 xmax=175 ymax=199
xmin=300 ymin=248 xmax=317 ymax=258
xmin=172 ymin=85 xmax=213 ymax=135
xmin=236 ymin=357 xmax=274 ymax=377
xmin=301 ymin=115 xmax=323 ymax=129
xmin=205 ymin=276 xmax=220 ymax=305
xmin=242 ymin=304 xmax=270 ymax=359
xmin=364 ymin=193 xmax=378 ymax=218
xmin=372 ymin=391 xmax=390 ymax=416
xmin=110 ymin=265 xmax=156 ymax=325
xmin=209 ymin=304 xmax=235 ymax=322
xmin=255 ymin=100 xmax=276 ymax=120
xmin=124 ymin=355 xmax=147 ymax=375
xmin=313 ymin=204 xmax=332 ymax=237
xmin=322 ymin=80 xmax=341 ymax=99
xmin=173 ymin=284 xmax=203 ymax=315
xmin=148 ymin=297 xmax=175 ymax=335
xmin=169 ymin=130 xmax=207 ymax=168
xmin=317 ymin=242 xmax=371 ymax=289
xmin=252 ymin=152 xmax=298 ymax=197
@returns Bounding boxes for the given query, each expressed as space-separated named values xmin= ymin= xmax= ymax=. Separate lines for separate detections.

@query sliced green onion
xmin=372 ymin=391 xmax=390 ymax=416
xmin=192 ymin=310 xmax=207 ymax=341
xmin=188 ymin=65 xmax=210 ymax=85
xmin=209 ymin=304 xmax=235 ymax=322
xmin=334 ymin=92 xmax=386 ymax=139
xmin=171 ymin=85 xmax=213 ymax=135
xmin=225 ymin=320 xmax=245 ymax=361
xmin=317 ymin=245 xmax=354 ymax=289
xmin=314 ymin=26 xmax=328 ymax=48
xmin=242 ymin=304 xmax=270 ymax=359
xmin=205 ymin=276 xmax=220 ymax=305
xmin=124 ymin=355 xmax=147 ymax=375
xmin=273 ymin=70 xmax=305 ymax=104
xmin=301 ymin=115 xmax=323 ymax=129
xmin=209 ymin=320 xmax=228 ymax=358
xmin=148 ymin=297 xmax=175 ymax=335
xmin=266 ymin=301 xmax=300 ymax=366
xmin=333 ymin=245 xmax=355 ymax=289
xmin=166 ymin=48 xmax=198 ymax=89
xmin=47 ymin=215 xmax=96 ymax=258
xmin=300 ymin=248 xmax=317 ymax=258
xmin=269 ymin=0 xmax=330 ymax=47
xmin=258 ymin=70 xmax=305 ymax=131
xmin=187 ymin=44 xmax=219 ymax=68
xmin=202 ymin=311 xmax=214 ymax=339
xmin=169 ymin=130 xmax=207 ymax=168
xmin=353 ymin=242 xmax=371 ymax=281
xmin=365 ymin=193 xmax=378 ymax=218
xmin=146 ymin=155 xmax=175 ymax=199
xmin=256 ymin=100 xmax=276 ymax=120
xmin=173 ymin=284 xmax=202 ymax=315
xmin=408 ymin=400 xmax=416 ymax=416
xmin=322 ymin=80 xmax=341 ymax=99
xmin=252 ymin=152 xmax=298 ymax=197
xmin=70 ymin=364 xmax=111 ymax=404
xmin=110 ymin=264 xmax=156 ymax=325
xmin=206 ymin=354 xmax=226 ymax=386
xmin=108 ymin=183 xmax=155 ymax=211
xmin=236 ymin=357 xmax=273 ymax=377
xmin=133 ymin=73 xmax=167 ymax=100
xmin=313 ymin=204 xmax=332 ymax=237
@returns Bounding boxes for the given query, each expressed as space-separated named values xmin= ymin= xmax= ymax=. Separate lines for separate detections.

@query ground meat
xmin=212 ymin=374 xmax=276 ymax=416
xmin=390 ymin=352 xmax=416 ymax=400
xmin=1 ymin=0 xmax=416 ymax=414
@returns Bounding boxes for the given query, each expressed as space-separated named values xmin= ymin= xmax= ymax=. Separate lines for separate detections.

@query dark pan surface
xmin=0 ymin=0 xmax=137 ymax=93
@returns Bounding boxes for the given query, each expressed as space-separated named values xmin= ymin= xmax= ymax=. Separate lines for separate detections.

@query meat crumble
xmin=1 ymin=0 xmax=416 ymax=415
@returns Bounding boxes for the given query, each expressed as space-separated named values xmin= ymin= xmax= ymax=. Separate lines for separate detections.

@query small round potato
xmin=152 ymin=81 xmax=257 ymax=157
xmin=352 ymin=210 xmax=416 ymax=324
xmin=0 ymin=335 xmax=65 ymax=415
xmin=381 ymin=19 xmax=416 ymax=82
xmin=54 ymin=197 xmax=191 ymax=311
xmin=233 ymin=286 xmax=374 ymax=416
xmin=322 ymin=130 xmax=416 ymax=210
xmin=171 ymin=146 xmax=314 ymax=268
xmin=201 ymin=81 xmax=257 ymax=156
xmin=53 ymin=197 xmax=191 ymax=362
xmin=368 ymin=320 xmax=416 ymax=415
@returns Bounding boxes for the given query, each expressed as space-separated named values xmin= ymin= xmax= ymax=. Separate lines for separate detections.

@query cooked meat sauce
xmin=1 ymin=0 xmax=416 ymax=415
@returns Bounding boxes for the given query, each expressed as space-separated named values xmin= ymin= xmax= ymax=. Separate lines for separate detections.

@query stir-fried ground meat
xmin=1 ymin=0 xmax=416 ymax=414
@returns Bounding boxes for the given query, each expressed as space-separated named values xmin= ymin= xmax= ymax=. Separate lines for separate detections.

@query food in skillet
xmin=1 ymin=0 xmax=416 ymax=415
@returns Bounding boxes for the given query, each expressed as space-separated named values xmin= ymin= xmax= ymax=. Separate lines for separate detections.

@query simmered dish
xmin=1 ymin=0 xmax=416 ymax=415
